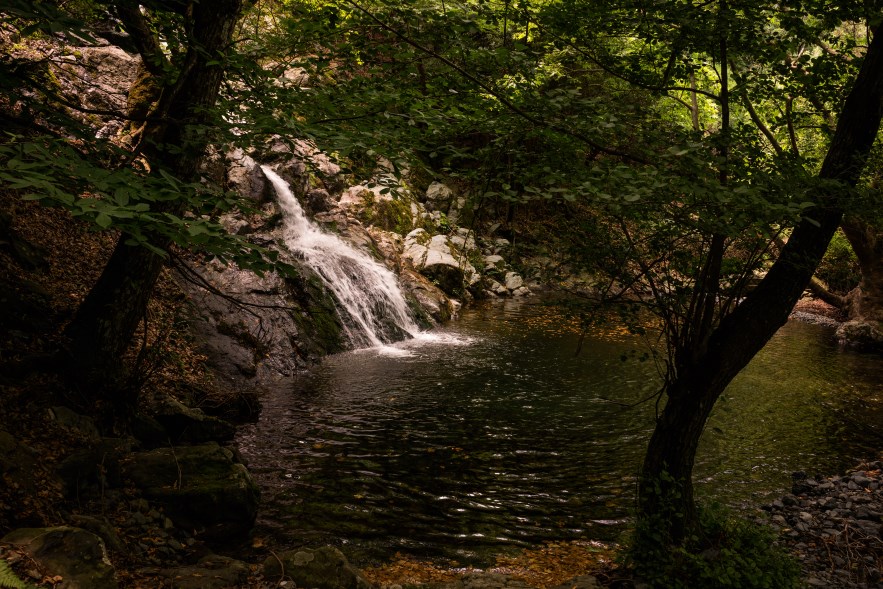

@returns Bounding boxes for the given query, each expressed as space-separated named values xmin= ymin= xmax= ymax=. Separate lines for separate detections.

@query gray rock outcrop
xmin=403 ymin=229 xmax=478 ymax=296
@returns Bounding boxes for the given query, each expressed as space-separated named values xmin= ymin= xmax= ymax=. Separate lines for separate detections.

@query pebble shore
xmin=763 ymin=460 xmax=883 ymax=589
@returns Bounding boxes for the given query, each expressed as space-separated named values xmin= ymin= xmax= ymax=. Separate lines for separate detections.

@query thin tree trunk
xmin=62 ymin=0 xmax=244 ymax=422
xmin=638 ymin=23 xmax=883 ymax=543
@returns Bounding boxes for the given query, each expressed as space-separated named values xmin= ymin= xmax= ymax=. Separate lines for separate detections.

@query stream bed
xmin=237 ymin=298 xmax=883 ymax=565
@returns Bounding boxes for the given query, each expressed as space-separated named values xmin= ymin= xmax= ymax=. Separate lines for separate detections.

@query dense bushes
xmin=626 ymin=502 xmax=800 ymax=589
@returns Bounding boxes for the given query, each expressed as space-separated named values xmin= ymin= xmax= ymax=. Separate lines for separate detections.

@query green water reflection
xmin=237 ymin=298 xmax=883 ymax=565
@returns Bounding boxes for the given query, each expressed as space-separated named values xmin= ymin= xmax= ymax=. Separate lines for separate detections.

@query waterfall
xmin=261 ymin=166 xmax=420 ymax=348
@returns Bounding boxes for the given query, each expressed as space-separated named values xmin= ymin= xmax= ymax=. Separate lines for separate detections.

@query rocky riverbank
xmin=763 ymin=460 xmax=883 ymax=589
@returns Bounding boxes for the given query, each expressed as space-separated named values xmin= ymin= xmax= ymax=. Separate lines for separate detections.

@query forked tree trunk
xmin=62 ymin=0 xmax=244 ymax=422
xmin=638 ymin=23 xmax=883 ymax=543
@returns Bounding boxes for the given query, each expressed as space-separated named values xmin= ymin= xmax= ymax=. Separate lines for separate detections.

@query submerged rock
xmin=2 ymin=526 xmax=117 ymax=589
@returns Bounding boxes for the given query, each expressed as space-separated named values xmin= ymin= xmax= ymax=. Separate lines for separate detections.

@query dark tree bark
xmin=638 ymin=23 xmax=883 ymax=543
xmin=62 ymin=0 xmax=245 ymax=422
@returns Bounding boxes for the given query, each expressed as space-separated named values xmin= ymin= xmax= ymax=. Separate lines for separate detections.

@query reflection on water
xmin=237 ymin=298 xmax=883 ymax=565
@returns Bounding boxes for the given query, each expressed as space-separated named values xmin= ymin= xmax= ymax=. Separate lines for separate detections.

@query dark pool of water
xmin=237 ymin=298 xmax=883 ymax=565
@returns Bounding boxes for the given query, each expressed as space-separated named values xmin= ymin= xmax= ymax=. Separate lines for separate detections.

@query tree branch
xmin=343 ymin=0 xmax=648 ymax=164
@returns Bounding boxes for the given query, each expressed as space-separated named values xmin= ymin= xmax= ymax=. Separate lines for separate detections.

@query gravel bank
xmin=763 ymin=460 xmax=883 ymax=588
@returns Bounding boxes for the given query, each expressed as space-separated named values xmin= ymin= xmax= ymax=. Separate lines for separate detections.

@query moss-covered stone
xmin=2 ymin=526 xmax=117 ymax=589
xmin=285 ymin=267 xmax=346 ymax=356
xmin=262 ymin=546 xmax=372 ymax=589
xmin=119 ymin=443 xmax=259 ymax=540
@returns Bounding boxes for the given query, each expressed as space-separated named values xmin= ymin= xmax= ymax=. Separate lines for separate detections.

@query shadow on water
xmin=237 ymin=298 xmax=883 ymax=566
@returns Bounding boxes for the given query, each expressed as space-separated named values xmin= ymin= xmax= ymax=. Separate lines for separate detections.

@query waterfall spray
xmin=262 ymin=166 xmax=419 ymax=348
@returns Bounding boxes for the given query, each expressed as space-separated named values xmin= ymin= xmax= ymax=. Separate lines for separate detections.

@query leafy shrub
xmin=816 ymin=229 xmax=860 ymax=294
xmin=0 ymin=560 xmax=37 ymax=589
xmin=626 ymin=502 xmax=800 ymax=589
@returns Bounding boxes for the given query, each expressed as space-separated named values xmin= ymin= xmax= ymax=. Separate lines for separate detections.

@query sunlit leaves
xmin=0 ymin=135 xmax=279 ymax=274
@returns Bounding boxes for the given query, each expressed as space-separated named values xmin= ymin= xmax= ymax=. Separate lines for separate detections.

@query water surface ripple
xmin=237 ymin=299 xmax=883 ymax=564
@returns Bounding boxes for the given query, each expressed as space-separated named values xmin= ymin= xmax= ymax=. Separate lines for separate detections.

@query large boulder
xmin=2 ymin=526 xmax=117 ymax=589
xmin=226 ymin=148 xmax=270 ymax=203
xmin=152 ymin=398 xmax=236 ymax=445
xmin=403 ymin=229 xmax=479 ymax=296
xmin=264 ymin=137 xmax=346 ymax=196
xmin=424 ymin=182 xmax=454 ymax=212
xmin=52 ymin=45 xmax=141 ymax=138
xmin=56 ymin=438 xmax=132 ymax=499
xmin=119 ymin=443 xmax=260 ymax=540
xmin=399 ymin=268 xmax=456 ymax=323
xmin=262 ymin=546 xmax=372 ymax=589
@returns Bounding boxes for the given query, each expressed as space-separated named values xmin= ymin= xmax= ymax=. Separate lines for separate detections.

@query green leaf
xmin=95 ymin=213 xmax=113 ymax=228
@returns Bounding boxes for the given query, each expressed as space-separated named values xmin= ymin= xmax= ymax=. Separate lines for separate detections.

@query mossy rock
xmin=120 ymin=443 xmax=259 ymax=540
xmin=262 ymin=546 xmax=372 ymax=589
xmin=2 ymin=526 xmax=117 ymax=589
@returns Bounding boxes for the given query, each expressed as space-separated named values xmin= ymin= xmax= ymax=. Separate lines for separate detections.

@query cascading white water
xmin=262 ymin=166 xmax=420 ymax=348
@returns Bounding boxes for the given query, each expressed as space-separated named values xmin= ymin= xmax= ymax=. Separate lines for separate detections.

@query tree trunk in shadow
xmin=62 ymin=0 xmax=245 ymax=427
xmin=638 ymin=24 xmax=883 ymax=544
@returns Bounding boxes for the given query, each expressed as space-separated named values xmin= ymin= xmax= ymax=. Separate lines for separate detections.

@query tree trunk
xmin=638 ymin=23 xmax=883 ymax=543
xmin=841 ymin=216 xmax=883 ymax=321
xmin=62 ymin=0 xmax=244 ymax=422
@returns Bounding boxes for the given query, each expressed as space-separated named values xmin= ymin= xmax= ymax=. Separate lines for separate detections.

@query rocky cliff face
xmin=39 ymin=37 xmax=538 ymax=392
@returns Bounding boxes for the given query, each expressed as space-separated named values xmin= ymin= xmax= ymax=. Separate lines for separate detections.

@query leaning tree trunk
xmin=62 ymin=0 xmax=244 ymax=423
xmin=638 ymin=22 xmax=883 ymax=544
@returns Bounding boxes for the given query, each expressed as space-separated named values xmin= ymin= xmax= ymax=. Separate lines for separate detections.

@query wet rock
xmin=2 ymin=526 xmax=117 ymax=589
xmin=399 ymin=268 xmax=456 ymax=323
xmin=226 ymin=149 xmax=269 ymax=203
xmin=265 ymin=137 xmax=345 ymax=196
xmin=263 ymin=546 xmax=371 ymax=589
xmin=120 ymin=443 xmax=260 ymax=541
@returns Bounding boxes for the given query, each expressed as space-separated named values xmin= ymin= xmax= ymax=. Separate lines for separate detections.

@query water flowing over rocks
xmin=763 ymin=461 xmax=883 ymax=588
